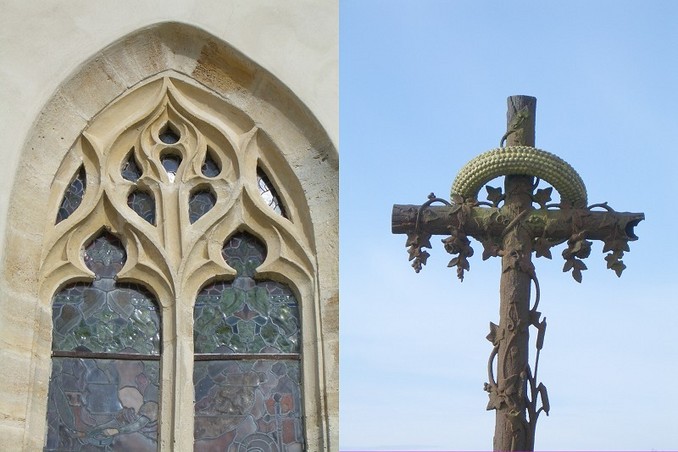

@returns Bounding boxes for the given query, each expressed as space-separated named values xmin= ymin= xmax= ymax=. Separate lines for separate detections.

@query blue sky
xmin=339 ymin=1 xmax=678 ymax=450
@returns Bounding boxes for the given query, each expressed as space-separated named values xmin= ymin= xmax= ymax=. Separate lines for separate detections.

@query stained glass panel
xmin=188 ymin=189 xmax=216 ymax=224
xmin=221 ymin=232 xmax=267 ymax=278
xmin=47 ymin=232 xmax=161 ymax=450
xmin=128 ymin=190 xmax=156 ymax=225
xmin=194 ymin=279 xmax=299 ymax=354
xmin=193 ymin=360 xmax=304 ymax=451
xmin=194 ymin=233 xmax=303 ymax=450
xmin=45 ymin=358 xmax=159 ymax=451
xmin=257 ymin=168 xmax=286 ymax=218
xmin=201 ymin=148 xmax=221 ymax=178
xmin=52 ymin=282 xmax=160 ymax=355
xmin=56 ymin=166 xmax=86 ymax=224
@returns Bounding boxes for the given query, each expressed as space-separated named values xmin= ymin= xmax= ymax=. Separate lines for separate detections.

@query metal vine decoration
xmin=401 ymin=179 xmax=642 ymax=443
xmin=392 ymin=97 xmax=643 ymax=451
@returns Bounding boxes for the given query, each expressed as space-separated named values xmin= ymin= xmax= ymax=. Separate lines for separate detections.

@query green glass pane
xmin=193 ymin=360 xmax=303 ymax=450
xmin=221 ymin=233 xmax=266 ymax=277
xmin=45 ymin=357 xmax=159 ymax=451
xmin=52 ymin=283 xmax=160 ymax=355
xmin=194 ymin=235 xmax=300 ymax=354
xmin=193 ymin=276 xmax=301 ymax=353
xmin=52 ymin=233 xmax=160 ymax=355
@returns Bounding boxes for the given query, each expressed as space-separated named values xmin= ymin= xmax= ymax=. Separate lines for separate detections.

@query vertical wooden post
xmin=494 ymin=96 xmax=536 ymax=451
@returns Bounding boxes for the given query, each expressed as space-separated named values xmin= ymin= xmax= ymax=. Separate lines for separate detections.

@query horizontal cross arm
xmin=392 ymin=204 xmax=644 ymax=243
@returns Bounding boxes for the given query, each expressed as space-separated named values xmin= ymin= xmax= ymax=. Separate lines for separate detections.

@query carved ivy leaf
xmin=519 ymin=254 xmax=537 ymax=278
xmin=602 ymin=238 xmax=630 ymax=253
xmin=611 ymin=261 xmax=626 ymax=277
xmin=533 ymin=187 xmax=553 ymax=207
xmin=563 ymin=258 xmax=587 ymax=283
xmin=486 ymin=386 xmax=504 ymax=411
xmin=572 ymin=239 xmax=592 ymax=259
xmin=406 ymin=232 xmax=433 ymax=273
xmin=605 ymin=251 xmax=626 ymax=277
xmin=409 ymin=249 xmax=430 ymax=273
xmin=485 ymin=185 xmax=503 ymax=206
xmin=481 ymin=239 xmax=501 ymax=260
xmin=406 ymin=232 xmax=432 ymax=250
xmin=486 ymin=322 xmax=499 ymax=345
xmin=571 ymin=262 xmax=586 ymax=282
xmin=534 ymin=237 xmax=553 ymax=259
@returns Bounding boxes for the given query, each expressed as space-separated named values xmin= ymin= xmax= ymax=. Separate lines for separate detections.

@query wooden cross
xmin=391 ymin=96 xmax=644 ymax=451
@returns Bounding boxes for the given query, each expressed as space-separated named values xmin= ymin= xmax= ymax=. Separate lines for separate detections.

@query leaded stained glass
xmin=201 ymin=148 xmax=221 ymax=178
xmin=128 ymin=190 xmax=156 ymax=225
xmin=45 ymin=358 xmax=159 ymax=451
xmin=47 ymin=232 xmax=160 ymax=450
xmin=193 ymin=233 xmax=303 ymax=450
xmin=188 ymin=189 xmax=216 ymax=224
xmin=257 ymin=168 xmax=286 ymax=218
xmin=194 ymin=360 xmax=304 ymax=450
xmin=56 ymin=166 xmax=86 ymax=223
xmin=194 ymin=279 xmax=299 ymax=354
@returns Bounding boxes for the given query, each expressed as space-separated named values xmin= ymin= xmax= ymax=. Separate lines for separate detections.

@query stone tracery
xmin=42 ymin=75 xmax=318 ymax=450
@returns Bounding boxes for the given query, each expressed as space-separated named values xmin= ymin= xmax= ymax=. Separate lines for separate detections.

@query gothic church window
xmin=46 ymin=232 xmax=160 ymax=450
xmin=41 ymin=75 xmax=318 ymax=450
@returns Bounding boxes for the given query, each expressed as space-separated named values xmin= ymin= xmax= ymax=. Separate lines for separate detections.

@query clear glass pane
xmin=56 ymin=166 xmax=86 ymax=224
xmin=193 ymin=360 xmax=304 ymax=451
xmin=257 ymin=168 xmax=286 ymax=218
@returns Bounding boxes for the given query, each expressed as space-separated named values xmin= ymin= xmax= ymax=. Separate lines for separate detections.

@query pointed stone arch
xmin=0 ymin=22 xmax=337 ymax=450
